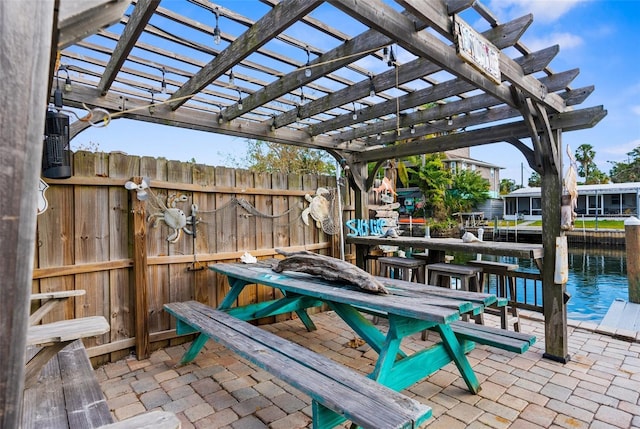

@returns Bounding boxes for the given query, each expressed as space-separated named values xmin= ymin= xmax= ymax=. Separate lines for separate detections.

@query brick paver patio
xmin=97 ymin=311 xmax=640 ymax=428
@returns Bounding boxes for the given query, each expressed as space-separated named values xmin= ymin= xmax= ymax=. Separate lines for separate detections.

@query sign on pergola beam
xmin=168 ymin=0 xmax=323 ymax=111
xmin=353 ymin=105 xmax=606 ymax=163
xmin=398 ymin=0 xmax=567 ymax=111
xmin=328 ymin=0 xmax=566 ymax=113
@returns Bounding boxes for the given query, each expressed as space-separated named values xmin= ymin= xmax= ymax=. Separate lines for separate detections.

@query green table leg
xmin=433 ymin=324 xmax=481 ymax=394
xmin=174 ymin=319 xmax=210 ymax=365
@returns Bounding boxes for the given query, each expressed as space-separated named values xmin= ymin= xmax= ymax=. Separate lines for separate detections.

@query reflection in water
xmin=454 ymin=247 xmax=628 ymax=323
xmin=564 ymin=248 xmax=627 ymax=322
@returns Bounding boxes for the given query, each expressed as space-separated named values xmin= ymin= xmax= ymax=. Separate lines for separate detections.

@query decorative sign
xmin=453 ymin=16 xmax=501 ymax=84
xmin=37 ymin=178 xmax=49 ymax=215
xmin=346 ymin=218 xmax=387 ymax=237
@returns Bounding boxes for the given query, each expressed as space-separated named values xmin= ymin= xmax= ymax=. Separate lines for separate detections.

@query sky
xmin=71 ymin=0 xmax=640 ymax=186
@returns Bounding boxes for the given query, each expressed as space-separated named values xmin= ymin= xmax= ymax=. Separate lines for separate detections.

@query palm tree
xmin=575 ymin=144 xmax=596 ymax=182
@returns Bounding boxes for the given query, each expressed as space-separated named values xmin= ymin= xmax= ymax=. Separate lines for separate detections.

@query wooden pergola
xmin=1 ymin=0 xmax=606 ymax=425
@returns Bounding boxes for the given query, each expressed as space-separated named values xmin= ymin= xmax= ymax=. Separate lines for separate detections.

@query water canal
xmin=470 ymin=247 xmax=628 ymax=324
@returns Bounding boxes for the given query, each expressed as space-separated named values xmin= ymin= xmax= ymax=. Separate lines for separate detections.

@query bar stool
xmin=426 ymin=262 xmax=481 ymax=292
xmin=378 ymin=256 xmax=427 ymax=283
xmin=467 ymin=260 xmax=520 ymax=331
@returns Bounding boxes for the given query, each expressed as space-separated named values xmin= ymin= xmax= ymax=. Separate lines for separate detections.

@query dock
xmin=597 ymin=298 xmax=640 ymax=337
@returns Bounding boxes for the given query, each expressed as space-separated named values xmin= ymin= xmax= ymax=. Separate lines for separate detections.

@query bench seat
xmin=165 ymin=300 xmax=432 ymax=429
xmin=447 ymin=321 xmax=535 ymax=354
xmin=23 ymin=340 xmax=180 ymax=429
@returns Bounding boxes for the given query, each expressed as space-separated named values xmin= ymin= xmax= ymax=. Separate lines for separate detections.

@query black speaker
xmin=42 ymin=109 xmax=71 ymax=179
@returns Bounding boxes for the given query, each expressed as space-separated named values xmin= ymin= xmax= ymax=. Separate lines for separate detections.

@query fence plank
xmin=108 ymin=153 xmax=139 ymax=361
xmin=215 ymin=167 xmax=236 ymax=307
xmin=73 ymin=152 xmax=110 ymax=348
xmin=168 ymin=161 xmax=194 ymax=309
xmin=192 ymin=163 xmax=216 ymax=306
xmin=36 ymin=161 xmax=75 ymax=323
xmin=140 ymin=156 xmax=170 ymax=335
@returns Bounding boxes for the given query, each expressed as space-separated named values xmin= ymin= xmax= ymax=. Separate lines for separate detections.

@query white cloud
xmin=524 ymin=32 xmax=583 ymax=52
xmin=489 ymin=0 xmax=587 ymax=23
xmin=600 ymin=139 xmax=640 ymax=157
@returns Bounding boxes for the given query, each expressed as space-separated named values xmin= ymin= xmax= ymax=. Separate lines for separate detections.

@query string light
xmin=369 ymin=74 xmax=375 ymax=97
xmin=304 ymin=46 xmax=312 ymax=78
xmin=387 ymin=45 xmax=396 ymax=67
xmin=160 ymin=67 xmax=167 ymax=93
xmin=216 ymin=104 xmax=224 ymax=124
xmin=382 ymin=46 xmax=389 ymax=63
xmin=410 ymin=125 xmax=415 ymax=134
xmin=148 ymin=90 xmax=156 ymax=114
xmin=296 ymin=104 xmax=302 ymax=121
xmin=352 ymin=102 xmax=357 ymax=120
xmin=228 ymin=69 xmax=235 ymax=87
xmin=236 ymin=89 xmax=243 ymax=110
xmin=447 ymin=116 xmax=453 ymax=126
xmin=270 ymin=115 xmax=277 ymax=132
xmin=213 ymin=7 xmax=221 ymax=45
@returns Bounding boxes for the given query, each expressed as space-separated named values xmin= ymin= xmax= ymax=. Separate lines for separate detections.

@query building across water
xmin=504 ymin=182 xmax=640 ymax=221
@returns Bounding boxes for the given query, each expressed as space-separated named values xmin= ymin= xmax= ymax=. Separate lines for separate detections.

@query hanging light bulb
xmin=387 ymin=46 xmax=396 ymax=67
xmin=213 ymin=7 xmax=221 ymax=45
xmin=376 ymin=133 xmax=381 ymax=140
xmin=228 ymin=69 xmax=235 ymax=87
xmin=148 ymin=90 xmax=156 ymax=114
xmin=382 ymin=46 xmax=389 ymax=63
xmin=447 ymin=116 xmax=453 ymax=126
xmin=58 ymin=65 xmax=72 ymax=93
xmin=270 ymin=115 xmax=277 ymax=132
xmin=410 ymin=125 xmax=416 ymax=134
xmin=216 ymin=104 xmax=224 ymax=124
xmin=296 ymin=104 xmax=302 ymax=122
xmin=160 ymin=67 xmax=167 ymax=93
xmin=304 ymin=46 xmax=312 ymax=78
xmin=237 ymin=89 xmax=243 ymax=110
xmin=369 ymin=74 xmax=375 ymax=97
xmin=352 ymin=102 xmax=357 ymax=120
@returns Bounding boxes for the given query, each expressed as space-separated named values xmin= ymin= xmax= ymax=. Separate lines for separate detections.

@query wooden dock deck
xmin=599 ymin=298 xmax=640 ymax=331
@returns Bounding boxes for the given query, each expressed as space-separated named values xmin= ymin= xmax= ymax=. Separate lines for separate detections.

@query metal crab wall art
xmin=147 ymin=194 xmax=198 ymax=243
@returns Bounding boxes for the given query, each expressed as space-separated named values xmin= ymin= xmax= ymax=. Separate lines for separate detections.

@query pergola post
xmin=0 ymin=0 xmax=55 ymax=425
xmin=540 ymin=129 xmax=570 ymax=363
xmin=348 ymin=162 xmax=370 ymax=269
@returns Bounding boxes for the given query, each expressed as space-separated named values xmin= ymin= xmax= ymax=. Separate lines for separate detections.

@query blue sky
xmin=72 ymin=0 xmax=640 ymax=185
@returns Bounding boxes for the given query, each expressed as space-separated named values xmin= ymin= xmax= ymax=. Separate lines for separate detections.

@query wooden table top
xmin=346 ymin=236 xmax=543 ymax=260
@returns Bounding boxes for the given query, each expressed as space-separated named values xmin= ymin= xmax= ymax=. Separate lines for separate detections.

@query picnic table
xmin=194 ymin=261 xmax=535 ymax=394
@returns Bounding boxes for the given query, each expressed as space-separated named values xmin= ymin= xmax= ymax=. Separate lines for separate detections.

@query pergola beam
xmin=97 ymin=0 xmax=159 ymax=95
xmin=168 ymin=0 xmax=323 ymax=110
xmin=353 ymin=105 xmax=606 ymax=162
xmin=328 ymin=0 xmax=566 ymax=113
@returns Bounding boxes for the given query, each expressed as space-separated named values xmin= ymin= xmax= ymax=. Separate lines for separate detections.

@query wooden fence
xmin=32 ymin=151 xmax=347 ymax=364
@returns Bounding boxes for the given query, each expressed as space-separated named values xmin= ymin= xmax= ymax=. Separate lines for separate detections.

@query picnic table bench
xmin=164 ymin=300 xmax=431 ymax=429
xmin=24 ymin=290 xmax=180 ymax=428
